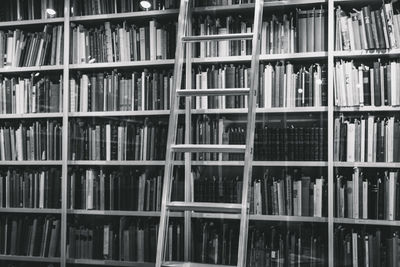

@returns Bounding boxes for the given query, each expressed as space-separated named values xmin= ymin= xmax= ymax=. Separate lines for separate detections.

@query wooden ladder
xmin=155 ymin=0 xmax=264 ymax=266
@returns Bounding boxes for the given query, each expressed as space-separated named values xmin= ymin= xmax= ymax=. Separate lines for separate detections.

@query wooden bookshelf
xmin=0 ymin=112 xmax=63 ymax=119
xmin=66 ymin=259 xmax=155 ymax=267
xmin=0 ymin=65 xmax=63 ymax=73
xmin=0 ymin=208 xmax=62 ymax=214
xmin=0 ymin=160 xmax=62 ymax=166
xmin=2 ymin=0 xmax=398 ymax=266
xmin=0 ymin=255 xmax=60 ymax=263
xmin=0 ymin=17 xmax=64 ymax=28
xmin=333 ymin=162 xmax=400 ymax=168
xmin=333 ymin=218 xmax=400 ymax=226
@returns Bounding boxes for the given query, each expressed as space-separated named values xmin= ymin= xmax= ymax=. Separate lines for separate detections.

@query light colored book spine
xmin=367 ymin=115 xmax=374 ymax=162
xmin=149 ymin=20 xmax=157 ymax=61
xmin=362 ymin=180 xmax=368 ymax=219
xmin=353 ymin=168 xmax=360 ymax=219
xmin=388 ymin=171 xmax=397 ymax=220
xmin=346 ymin=121 xmax=355 ymax=162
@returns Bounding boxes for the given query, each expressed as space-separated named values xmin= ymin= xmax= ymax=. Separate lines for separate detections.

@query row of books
xmin=247 ymin=226 xmax=326 ymax=267
xmin=336 ymin=3 xmax=400 ymax=51
xmin=69 ymin=70 xmax=173 ymax=112
xmin=67 ymin=219 xmax=183 ymax=262
xmin=0 ymin=216 xmax=60 ymax=257
xmin=0 ymin=168 xmax=61 ymax=209
xmin=193 ymin=8 xmax=326 ymax=58
xmin=193 ymin=220 xmax=238 ymax=265
xmin=252 ymin=124 xmax=327 ymax=161
xmin=261 ymin=63 xmax=327 ymax=108
xmin=70 ymin=21 xmax=176 ymax=64
xmin=334 ymin=60 xmax=400 ymax=107
xmin=335 ymin=227 xmax=399 ymax=267
xmin=0 ymin=25 xmax=64 ymax=68
xmin=193 ymin=168 xmax=327 ymax=217
xmin=0 ymin=75 xmax=62 ymax=114
xmin=334 ymin=115 xmax=400 ymax=162
xmin=68 ymin=169 xmax=163 ymax=211
xmin=0 ymin=121 xmax=62 ymax=161
xmin=68 ymin=120 xmax=167 ymax=161
xmin=68 ymin=168 xmax=184 ymax=210
xmin=336 ymin=168 xmax=399 ymax=220
xmin=192 ymin=63 xmax=327 ymax=110
xmin=70 ymin=0 xmax=178 ymax=16
xmin=0 ymin=0 xmax=62 ymax=21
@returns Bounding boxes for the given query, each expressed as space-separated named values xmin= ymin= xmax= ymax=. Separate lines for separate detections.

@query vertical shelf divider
xmin=327 ymin=0 xmax=335 ymax=267
xmin=61 ymin=0 xmax=71 ymax=267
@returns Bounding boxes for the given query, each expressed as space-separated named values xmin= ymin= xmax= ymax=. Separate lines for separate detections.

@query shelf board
xmin=66 ymin=258 xmax=154 ymax=266
xmin=0 ymin=208 xmax=61 ymax=214
xmin=0 ymin=255 xmax=60 ymax=263
xmin=191 ymin=161 xmax=328 ymax=167
xmin=69 ymin=59 xmax=175 ymax=70
xmin=68 ymin=160 xmax=327 ymax=167
xmin=192 ymin=52 xmax=327 ymax=64
xmin=0 ymin=65 xmax=63 ymax=73
xmin=69 ymin=107 xmax=327 ymax=117
xmin=335 ymin=106 xmax=400 ymax=112
xmin=0 ymin=17 xmax=64 ymax=28
xmin=334 ymin=162 xmax=400 ymax=168
xmin=70 ymin=9 xmax=180 ymax=23
xmin=68 ymin=210 xmax=183 ymax=217
xmin=334 ymin=218 xmax=400 ymax=226
xmin=333 ymin=49 xmax=400 ymax=58
xmin=68 ymin=160 xmax=167 ymax=166
xmin=191 ymin=213 xmax=328 ymax=222
xmin=251 ymin=215 xmax=328 ymax=222
xmin=69 ymin=52 xmax=327 ymax=70
xmin=69 ymin=110 xmax=171 ymax=117
xmin=0 ymin=113 xmax=63 ymax=119
xmin=0 ymin=161 xmax=62 ymax=166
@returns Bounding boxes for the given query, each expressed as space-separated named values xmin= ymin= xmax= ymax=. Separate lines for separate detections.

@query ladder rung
xmin=167 ymin=202 xmax=242 ymax=213
xmin=171 ymin=144 xmax=246 ymax=153
xmin=176 ymin=88 xmax=250 ymax=96
xmin=182 ymin=33 xmax=253 ymax=42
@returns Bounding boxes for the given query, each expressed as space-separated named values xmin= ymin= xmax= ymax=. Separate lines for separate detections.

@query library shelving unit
xmin=1 ymin=0 xmax=399 ymax=267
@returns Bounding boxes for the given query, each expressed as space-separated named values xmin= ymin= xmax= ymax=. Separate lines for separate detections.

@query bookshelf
xmin=0 ymin=0 xmax=398 ymax=266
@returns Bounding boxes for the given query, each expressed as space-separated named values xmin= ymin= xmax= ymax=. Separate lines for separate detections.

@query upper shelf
xmin=69 ymin=0 xmax=328 ymax=23
xmin=69 ymin=52 xmax=328 ymax=70
xmin=333 ymin=49 xmax=400 ymax=59
xmin=0 ymin=17 xmax=64 ymax=28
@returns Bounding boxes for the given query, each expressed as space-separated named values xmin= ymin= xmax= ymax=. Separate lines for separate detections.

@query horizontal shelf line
xmin=69 ymin=53 xmax=327 ymax=70
xmin=70 ymin=9 xmax=180 ymax=22
xmin=0 ymin=65 xmax=63 ymax=73
xmin=0 ymin=255 xmax=60 ymax=263
xmin=0 ymin=208 xmax=61 ymax=214
xmin=334 ymin=218 xmax=400 ymax=226
xmin=67 ymin=210 xmax=326 ymax=222
xmin=334 ymin=162 xmax=400 ymax=168
xmin=0 ymin=161 xmax=62 ymax=166
xmin=68 ymin=161 xmax=327 ymax=167
xmin=0 ymin=113 xmax=63 ymax=119
xmin=0 ymin=18 xmax=64 ymax=28
xmin=335 ymin=106 xmax=400 ymax=112
xmin=66 ymin=259 xmax=154 ymax=266
xmin=69 ymin=60 xmax=175 ymax=70
xmin=333 ymin=49 xmax=400 ymax=58
xmin=69 ymin=107 xmax=327 ymax=117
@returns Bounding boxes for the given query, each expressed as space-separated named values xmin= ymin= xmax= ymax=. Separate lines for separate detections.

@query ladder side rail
xmin=236 ymin=0 xmax=264 ymax=266
xmin=184 ymin=3 xmax=193 ymax=262
xmin=155 ymin=0 xmax=190 ymax=266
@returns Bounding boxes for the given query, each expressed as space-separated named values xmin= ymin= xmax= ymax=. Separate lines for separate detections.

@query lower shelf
xmin=0 ymin=255 xmax=60 ymax=263
xmin=66 ymin=258 xmax=154 ymax=266
xmin=334 ymin=217 xmax=400 ymax=226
